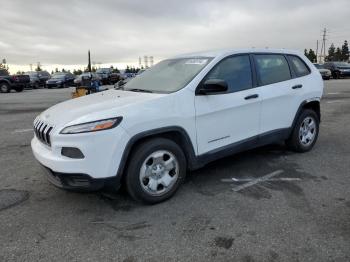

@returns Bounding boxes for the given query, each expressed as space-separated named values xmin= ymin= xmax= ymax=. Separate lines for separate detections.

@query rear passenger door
xmin=254 ymin=54 xmax=308 ymax=134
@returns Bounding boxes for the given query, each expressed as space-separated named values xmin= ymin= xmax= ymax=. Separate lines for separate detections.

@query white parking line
xmin=326 ymin=100 xmax=344 ymax=104
xmin=221 ymin=177 xmax=301 ymax=183
xmin=231 ymin=170 xmax=284 ymax=192
xmin=327 ymin=92 xmax=341 ymax=95
xmin=12 ymin=128 xmax=33 ymax=133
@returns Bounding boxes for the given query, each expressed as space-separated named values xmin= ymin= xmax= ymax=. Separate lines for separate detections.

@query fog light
xmin=61 ymin=147 xmax=84 ymax=159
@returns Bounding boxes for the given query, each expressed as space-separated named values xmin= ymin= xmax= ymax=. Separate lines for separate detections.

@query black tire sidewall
xmin=125 ymin=138 xmax=187 ymax=204
xmin=290 ymin=109 xmax=319 ymax=152
xmin=0 ymin=83 xmax=10 ymax=93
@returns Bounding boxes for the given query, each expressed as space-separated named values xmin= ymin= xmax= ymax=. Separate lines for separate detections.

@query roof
xmin=173 ymin=48 xmax=302 ymax=59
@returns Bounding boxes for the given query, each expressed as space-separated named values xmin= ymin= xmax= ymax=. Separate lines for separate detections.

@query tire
xmin=0 ymin=82 xmax=10 ymax=93
xmin=333 ymin=71 xmax=340 ymax=79
xmin=125 ymin=138 xmax=187 ymax=204
xmin=286 ymin=109 xmax=319 ymax=153
xmin=15 ymin=86 xmax=24 ymax=92
xmin=34 ymin=82 xmax=40 ymax=89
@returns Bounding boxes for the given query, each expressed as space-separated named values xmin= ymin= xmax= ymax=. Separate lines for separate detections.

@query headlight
xmin=60 ymin=117 xmax=123 ymax=134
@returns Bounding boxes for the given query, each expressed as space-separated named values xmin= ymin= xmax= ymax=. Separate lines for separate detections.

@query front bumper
xmin=339 ymin=71 xmax=350 ymax=76
xmin=41 ymin=165 xmax=108 ymax=191
xmin=46 ymin=83 xmax=62 ymax=88
xmin=31 ymin=127 xmax=130 ymax=180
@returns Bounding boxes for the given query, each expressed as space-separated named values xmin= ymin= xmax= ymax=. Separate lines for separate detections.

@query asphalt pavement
xmin=0 ymin=81 xmax=349 ymax=261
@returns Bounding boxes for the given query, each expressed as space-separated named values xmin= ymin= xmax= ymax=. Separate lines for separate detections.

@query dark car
xmin=96 ymin=68 xmax=120 ymax=84
xmin=74 ymin=72 xmax=101 ymax=86
xmin=323 ymin=61 xmax=350 ymax=79
xmin=25 ymin=71 xmax=51 ymax=89
xmin=46 ymin=72 xmax=75 ymax=88
xmin=313 ymin=64 xmax=331 ymax=80
xmin=0 ymin=69 xmax=30 ymax=93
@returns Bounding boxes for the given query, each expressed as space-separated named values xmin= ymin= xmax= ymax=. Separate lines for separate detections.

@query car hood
xmin=38 ymin=89 xmax=165 ymax=129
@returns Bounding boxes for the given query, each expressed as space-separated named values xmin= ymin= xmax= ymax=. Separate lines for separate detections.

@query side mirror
xmin=197 ymin=79 xmax=228 ymax=95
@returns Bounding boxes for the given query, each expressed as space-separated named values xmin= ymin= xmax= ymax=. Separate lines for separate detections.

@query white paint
xmin=327 ymin=92 xmax=340 ymax=95
xmin=326 ymin=100 xmax=343 ymax=104
xmin=221 ymin=177 xmax=301 ymax=183
xmin=231 ymin=170 xmax=284 ymax=192
xmin=13 ymin=128 xmax=33 ymax=133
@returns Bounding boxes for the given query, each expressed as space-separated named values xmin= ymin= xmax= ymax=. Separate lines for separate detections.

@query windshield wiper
xmin=128 ymin=88 xmax=153 ymax=93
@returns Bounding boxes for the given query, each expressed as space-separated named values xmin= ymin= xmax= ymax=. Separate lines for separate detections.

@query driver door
xmin=194 ymin=54 xmax=262 ymax=155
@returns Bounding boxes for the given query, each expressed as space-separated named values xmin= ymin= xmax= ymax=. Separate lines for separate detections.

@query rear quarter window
xmin=254 ymin=54 xmax=291 ymax=86
xmin=288 ymin=55 xmax=310 ymax=77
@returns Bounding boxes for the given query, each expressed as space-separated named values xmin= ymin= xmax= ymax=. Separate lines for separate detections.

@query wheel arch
xmin=290 ymin=99 xmax=321 ymax=134
xmin=116 ymin=126 xmax=197 ymax=183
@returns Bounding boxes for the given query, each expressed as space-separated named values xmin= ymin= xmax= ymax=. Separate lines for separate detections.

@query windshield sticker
xmin=185 ymin=59 xmax=208 ymax=65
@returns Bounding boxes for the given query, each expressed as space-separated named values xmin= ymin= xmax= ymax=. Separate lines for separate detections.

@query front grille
xmin=34 ymin=119 xmax=53 ymax=146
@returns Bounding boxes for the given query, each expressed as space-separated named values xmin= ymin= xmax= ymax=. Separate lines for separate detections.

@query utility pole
xmin=319 ymin=28 xmax=327 ymax=63
xmin=316 ymin=40 xmax=319 ymax=63
xmin=29 ymin=63 xmax=33 ymax=71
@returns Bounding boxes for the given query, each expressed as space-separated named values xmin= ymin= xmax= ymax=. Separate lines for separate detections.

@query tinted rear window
xmin=288 ymin=55 xmax=310 ymax=77
xmin=255 ymin=54 xmax=291 ymax=85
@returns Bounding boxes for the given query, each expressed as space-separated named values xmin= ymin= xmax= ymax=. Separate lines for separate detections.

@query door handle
xmin=292 ymin=84 xmax=303 ymax=89
xmin=245 ymin=94 xmax=259 ymax=100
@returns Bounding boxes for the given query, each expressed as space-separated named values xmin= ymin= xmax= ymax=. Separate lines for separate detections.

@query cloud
xmin=0 ymin=0 xmax=349 ymax=67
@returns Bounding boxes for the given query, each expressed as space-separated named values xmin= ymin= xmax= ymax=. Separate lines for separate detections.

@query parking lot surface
xmin=0 ymin=81 xmax=350 ymax=262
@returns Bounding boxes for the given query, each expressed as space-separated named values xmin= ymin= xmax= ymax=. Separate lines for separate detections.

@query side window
xmin=205 ymin=55 xmax=253 ymax=93
xmin=255 ymin=54 xmax=291 ymax=85
xmin=288 ymin=55 xmax=310 ymax=77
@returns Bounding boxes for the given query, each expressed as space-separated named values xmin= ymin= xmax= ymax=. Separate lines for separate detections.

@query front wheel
xmin=125 ymin=138 xmax=187 ymax=204
xmin=0 ymin=83 xmax=10 ymax=93
xmin=286 ymin=109 xmax=319 ymax=152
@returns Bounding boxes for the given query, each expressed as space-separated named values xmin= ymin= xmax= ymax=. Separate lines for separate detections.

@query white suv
xmin=31 ymin=49 xmax=323 ymax=203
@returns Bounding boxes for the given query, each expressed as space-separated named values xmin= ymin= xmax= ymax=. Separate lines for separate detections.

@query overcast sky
xmin=1 ymin=0 xmax=349 ymax=72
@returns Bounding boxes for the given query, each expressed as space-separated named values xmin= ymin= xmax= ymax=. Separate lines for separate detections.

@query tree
xmin=125 ymin=65 xmax=130 ymax=73
xmin=304 ymin=49 xmax=317 ymax=62
xmin=335 ymin=47 xmax=342 ymax=61
xmin=341 ymin=40 xmax=349 ymax=61
xmin=55 ymin=68 xmax=59 ymax=73
xmin=61 ymin=68 xmax=66 ymax=72
xmin=51 ymin=70 xmax=54 ymax=74
xmin=35 ymin=65 xmax=42 ymax=71
xmin=0 ymin=58 xmax=9 ymax=72
xmin=327 ymin=43 xmax=336 ymax=61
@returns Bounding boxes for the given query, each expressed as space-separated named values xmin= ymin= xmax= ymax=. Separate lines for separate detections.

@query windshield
xmin=25 ymin=72 xmax=37 ymax=76
xmin=96 ymin=68 xmax=109 ymax=73
xmin=314 ymin=64 xmax=324 ymax=69
xmin=52 ymin=74 xmax=65 ymax=79
xmin=334 ymin=62 xmax=350 ymax=67
xmin=123 ymin=57 xmax=212 ymax=93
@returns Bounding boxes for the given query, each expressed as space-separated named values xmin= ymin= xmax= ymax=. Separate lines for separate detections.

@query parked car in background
xmin=323 ymin=61 xmax=350 ymax=79
xmin=32 ymin=48 xmax=323 ymax=204
xmin=25 ymin=71 xmax=51 ymax=88
xmin=46 ymin=72 xmax=75 ymax=88
xmin=0 ymin=69 xmax=30 ymax=93
xmin=313 ymin=64 xmax=331 ymax=80
xmin=74 ymin=72 xmax=101 ymax=86
xmin=96 ymin=68 xmax=120 ymax=84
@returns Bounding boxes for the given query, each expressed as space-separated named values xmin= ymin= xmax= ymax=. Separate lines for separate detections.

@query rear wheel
xmin=125 ymin=138 xmax=187 ymax=204
xmin=286 ymin=109 xmax=319 ymax=152
xmin=0 ymin=83 xmax=10 ymax=93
